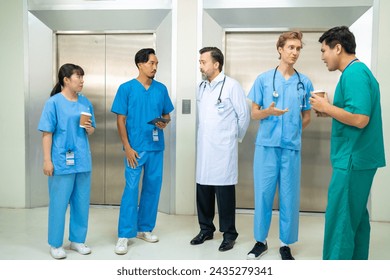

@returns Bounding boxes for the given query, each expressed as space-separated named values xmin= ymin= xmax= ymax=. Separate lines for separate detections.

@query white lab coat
xmin=196 ymin=72 xmax=250 ymax=185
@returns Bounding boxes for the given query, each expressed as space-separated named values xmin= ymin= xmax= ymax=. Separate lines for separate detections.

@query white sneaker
xmin=70 ymin=242 xmax=91 ymax=255
xmin=50 ymin=246 xmax=67 ymax=259
xmin=115 ymin=238 xmax=129 ymax=255
xmin=137 ymin=232 xmax=159 ymax=243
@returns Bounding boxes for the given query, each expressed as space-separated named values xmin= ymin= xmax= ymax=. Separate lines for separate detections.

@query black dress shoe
xmin=218 ymin=239 xmax=235 ymax=251
xmin=190 ymin=232 xmax=213 ymax=245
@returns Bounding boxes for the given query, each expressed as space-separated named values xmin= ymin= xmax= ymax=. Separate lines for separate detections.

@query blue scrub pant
xmin=253 ymin=146 xmax=300 ymax=245
xmin=118 ymin=151 xmax=164 ymax=238
xmin=323 ymin=168 xmax=376 ymax=260
xmin=48 ymin=172 xmax=91 ymax=248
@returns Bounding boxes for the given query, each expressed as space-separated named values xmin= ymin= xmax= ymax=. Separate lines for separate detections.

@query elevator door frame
xmin=56 ymin=32 xmax=156 ymax=205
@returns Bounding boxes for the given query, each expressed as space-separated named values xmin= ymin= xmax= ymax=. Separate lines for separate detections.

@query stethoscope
xmin=272 ymin=66 xmax=305 ymax=98
xmin=200 ymin=75 xmax=226 ymax=105
xmin=272 ymin=66 xmax=306 ymax=108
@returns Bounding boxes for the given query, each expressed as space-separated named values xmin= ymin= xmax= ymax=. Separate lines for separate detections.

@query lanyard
xmin=343 ymin=58 xmax=359 ymax=72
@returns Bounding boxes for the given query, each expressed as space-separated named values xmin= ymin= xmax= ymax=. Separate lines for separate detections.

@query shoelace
xmin=118 ymin=238 xmax=127 ymax=246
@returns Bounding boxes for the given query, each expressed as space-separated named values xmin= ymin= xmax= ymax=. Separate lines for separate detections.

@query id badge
xmin=217 ymin=102 xmax=225 ymax=112
xmin=153 ymin=129 xmax=159 ymax=142
xmin=66 ymin=151 xmax=75 ymax=166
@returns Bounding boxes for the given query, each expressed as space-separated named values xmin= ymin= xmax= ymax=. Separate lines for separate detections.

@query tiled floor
xmin=0 ymin=206 xmax=389 ymax=260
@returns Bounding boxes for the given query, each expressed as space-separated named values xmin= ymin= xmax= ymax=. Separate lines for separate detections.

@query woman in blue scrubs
xmin=38 ymin=63 xmax=96 ymax=259
xmin=247 ymin=31 xmax=313 ymax=260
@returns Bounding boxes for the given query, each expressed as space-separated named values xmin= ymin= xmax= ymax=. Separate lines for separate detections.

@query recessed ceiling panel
xmin=30 ymin=9 xmax=170 ymax=31
xmin=205 ymin=6 xmax=372 ymax=29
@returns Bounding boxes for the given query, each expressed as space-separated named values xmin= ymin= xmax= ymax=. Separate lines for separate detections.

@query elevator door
xmin=225 ymin=32 xmax=340 ymax=212
xmin=57 ymin=34 xmax=154 ymax=204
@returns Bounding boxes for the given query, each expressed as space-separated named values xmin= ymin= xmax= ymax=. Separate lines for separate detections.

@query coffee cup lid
xmin=311 ymin=90 xmax=325 ymax=94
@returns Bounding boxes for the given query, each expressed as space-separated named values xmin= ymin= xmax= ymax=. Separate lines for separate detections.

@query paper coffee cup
xmin=311 ymin=90 xmax=328 ymax=117
xmin=311 ymin=90 xmax=326 ymax=98
xmin=79 ymin=112 xmax=92 ymax=128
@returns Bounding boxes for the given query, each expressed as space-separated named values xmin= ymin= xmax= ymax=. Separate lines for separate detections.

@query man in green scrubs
xmin=310 ymin=26 xmax=386 ymax=260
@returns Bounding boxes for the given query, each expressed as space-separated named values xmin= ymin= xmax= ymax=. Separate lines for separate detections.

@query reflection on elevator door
xmin=225 ymin=32 xmax=339 ymax=212
xmin=57 ymin=34 xmax=154 ymax=205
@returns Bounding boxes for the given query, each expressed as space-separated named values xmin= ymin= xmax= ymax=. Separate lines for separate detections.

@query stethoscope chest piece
xmin=272 ymin=66 xmax=305 ymax=98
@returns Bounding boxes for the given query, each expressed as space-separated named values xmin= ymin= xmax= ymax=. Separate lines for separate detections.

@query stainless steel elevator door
xmin=225 ymin=32 xmax=340 ymax=212
xmin=57 ymin=34 xmax=154 ymax=205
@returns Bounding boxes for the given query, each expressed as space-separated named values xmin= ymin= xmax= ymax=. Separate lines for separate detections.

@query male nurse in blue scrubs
xmin=111 ymin=48 xmax=174 ymax=255
xmin=247 ymin=31 xmax=313 ymax=260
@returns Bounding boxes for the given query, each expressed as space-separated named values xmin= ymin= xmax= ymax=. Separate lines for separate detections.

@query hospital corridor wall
xmin=1 ymin=0 xmax=390 ymax=224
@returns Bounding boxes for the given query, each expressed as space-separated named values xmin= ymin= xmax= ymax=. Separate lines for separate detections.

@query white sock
xmin=280 ymin=241 xmax=289 ymax=247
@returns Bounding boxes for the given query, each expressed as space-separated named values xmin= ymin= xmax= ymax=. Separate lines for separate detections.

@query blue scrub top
xmin=248 ymin=69 xmax=313 ymax=150
xmin=38 ymin=93 xmax=96 ymax=175
xmin=111 ymin=79 xmax=174 ymax=152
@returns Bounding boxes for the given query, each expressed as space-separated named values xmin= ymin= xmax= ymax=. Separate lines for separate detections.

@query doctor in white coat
xmin=190 ymin=47 xmax=250 ymax=252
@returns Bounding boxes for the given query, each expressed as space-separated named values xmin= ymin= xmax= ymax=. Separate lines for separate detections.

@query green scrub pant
xmin=323 ymin=168 xmax=376 ymax=260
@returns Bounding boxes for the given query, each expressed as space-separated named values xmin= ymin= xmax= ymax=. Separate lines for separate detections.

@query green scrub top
xmin=331 ymin=61 xmax=386 ymax=170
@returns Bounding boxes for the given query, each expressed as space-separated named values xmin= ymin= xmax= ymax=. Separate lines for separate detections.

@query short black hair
xmin=319 ymin=26 xmax=356 ymax=54
xmin=199 ymin=47 xmax=224 ymax=72
xmin=135 ymin=48 xmax=155 ymax=68
xmin=50 ymin=63 xmax=84 ymax=96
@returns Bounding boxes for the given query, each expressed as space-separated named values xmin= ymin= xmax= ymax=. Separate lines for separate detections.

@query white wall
xmin=370 ymin=0 xmax=390 ymax=222
xmin=26 ymin=12 xmax=54 ymax=207
xmin=172 ymin=0 xmax=198 ymax=215
xmin=350 ymin=8 xmax=373 ymax=69
xmin=156 ymin=11 xmax=175 ymax=214
xmin=202 ymin=11 xmax=224 ymax=52
xmin=0 ymin=0 xmax=27 ymax=207
xmin=339 ymin=6 xmax=390 ymax=222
